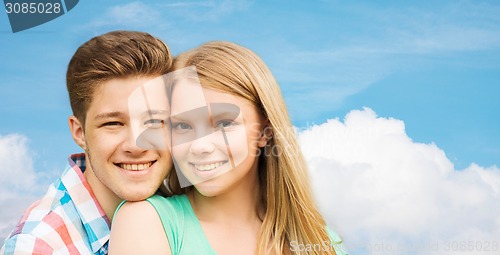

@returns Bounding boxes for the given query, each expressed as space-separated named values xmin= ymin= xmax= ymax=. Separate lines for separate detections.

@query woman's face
xmin=170 ymin=79 xmax=268 ymax=196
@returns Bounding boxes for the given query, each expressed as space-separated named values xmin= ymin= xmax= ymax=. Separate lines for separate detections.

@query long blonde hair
xmin=169 ymin=41 xmax=336 ymax=255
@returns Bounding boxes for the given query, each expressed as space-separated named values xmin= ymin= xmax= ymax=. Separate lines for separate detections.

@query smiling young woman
xmin=109 ymin=41 xmax=347 ymax=255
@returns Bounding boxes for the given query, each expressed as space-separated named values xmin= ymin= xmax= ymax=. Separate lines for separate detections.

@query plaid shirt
xmin=0 ymin=154 xmax=110 ymax=255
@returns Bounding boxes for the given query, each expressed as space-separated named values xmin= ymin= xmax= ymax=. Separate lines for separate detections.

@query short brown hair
xmin=66 ymin=30 xmax=172 ymax=125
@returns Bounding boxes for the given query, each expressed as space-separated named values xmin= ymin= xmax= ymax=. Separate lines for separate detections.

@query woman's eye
xmin=171 ymin=122 xmax=192 ymax=133
xmin=144 ymin=119 xmax=164 ymax=128
xmin=216 ymin=120 xmax=236 ymax=129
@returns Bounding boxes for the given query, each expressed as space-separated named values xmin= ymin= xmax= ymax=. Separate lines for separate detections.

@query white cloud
xmin=161 ymin=0 xmax=250 ymax=22
xmin=85 ymin=0 xmax=250 ymax=30
xmin=299 ymin=108 xmax=500 ymax=255
xmin=1 ymin=112 xmax=499 ymax=253
xmin=109 ymin=2 xmax=159 ymax=23
xmin=0 ymin=134 xmax=43 ymax=242
xmin=86 ymin=2 xmax=162 ymax=29
xmin=0 ymin=134 xmax=36 ymax=192
xmin=82 ymin=0 xmax=252 ymax=55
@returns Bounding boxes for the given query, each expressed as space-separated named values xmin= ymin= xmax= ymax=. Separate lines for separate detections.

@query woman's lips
xmin=188 ymin=160 xmax=228 ymax=179
xmin=191 ymin=160 xmax=228 ymax=171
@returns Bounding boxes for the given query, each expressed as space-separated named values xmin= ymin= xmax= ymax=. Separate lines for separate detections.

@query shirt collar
xmin=62 ymin=153 xmax=111 ymax=253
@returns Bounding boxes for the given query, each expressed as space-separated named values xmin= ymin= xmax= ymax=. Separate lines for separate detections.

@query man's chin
xmin=121 ymin=191 xmax=156 ymax=201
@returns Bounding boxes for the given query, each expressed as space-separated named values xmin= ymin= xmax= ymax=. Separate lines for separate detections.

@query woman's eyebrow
xmin=169 ymin=103 xmax=240 ymax=122
xmin=142 ymin=109 xmax=169 ymax=118
xmin=171 ymin=106 xmax=209 ymax=121
xmin=210 ymin=103 xmax=240 ymax=120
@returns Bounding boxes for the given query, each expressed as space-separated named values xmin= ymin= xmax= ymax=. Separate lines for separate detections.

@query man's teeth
xmin=119 ymin=162 xmax=153 ymax=171
xmin=194 ymin=161 xmax=225 ymax=171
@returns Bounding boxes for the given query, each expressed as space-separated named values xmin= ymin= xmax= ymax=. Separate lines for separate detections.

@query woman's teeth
xmin=119 ymin=162 xmax=153 ymax=171
xmin=194 ymin=161 xmax=225 ymax=171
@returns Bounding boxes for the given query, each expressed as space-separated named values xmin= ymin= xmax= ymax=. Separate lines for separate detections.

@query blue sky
xmin=1 ymin=0 xmax=499 ymax=173
xmin=1 ymin=0 xmax=500 ymax=253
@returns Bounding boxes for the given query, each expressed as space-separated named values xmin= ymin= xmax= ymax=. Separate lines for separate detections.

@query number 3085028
xmin=5 ymin=2 xmax=62 ymax=14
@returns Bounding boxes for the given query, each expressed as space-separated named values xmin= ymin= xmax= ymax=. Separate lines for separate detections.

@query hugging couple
xmin=0 ymin=31 xmax=347 ymax=255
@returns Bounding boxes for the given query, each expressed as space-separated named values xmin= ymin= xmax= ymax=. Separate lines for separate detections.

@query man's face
xmin=81 ymin=76 xmax=172 ymax=202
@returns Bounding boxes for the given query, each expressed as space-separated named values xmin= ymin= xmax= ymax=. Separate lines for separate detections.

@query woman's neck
xmin=189 ymin=166 xmax=263 ymax=224
xmin=187 ymin=158 xmax=265 ymax=255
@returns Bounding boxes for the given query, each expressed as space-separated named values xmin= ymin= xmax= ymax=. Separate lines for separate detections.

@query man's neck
xmin=83 ymin=165 xmax=122 ymax=221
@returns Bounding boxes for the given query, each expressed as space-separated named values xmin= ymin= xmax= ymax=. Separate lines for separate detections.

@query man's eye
xmin=144 ymin=119 xmax=164 ymax=128
xmin=171 ymin=122 xmax=192 ymax=133
xmin=103 ymin=121 xmax=122 ymax=127
xmin=216 ymin=120 xmax=236 ymax=129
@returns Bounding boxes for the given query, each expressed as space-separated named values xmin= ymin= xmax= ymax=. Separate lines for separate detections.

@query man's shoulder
xmin=3 ymin=183 xmax=79 ymax=239
xmin=16 ymin=177 xmax=70 ymax=221
xmin=0 ymin=188 xmax=102 ymax=254
xmin=1 ymin=154 xmax=108 ymax=254
xmin=1 ymin=232 xmax=54 ymax=254
xmin=1 ymin=170 xmax=86 ymax=253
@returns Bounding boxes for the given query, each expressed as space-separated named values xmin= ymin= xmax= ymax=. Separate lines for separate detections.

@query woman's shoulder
xmin=113 ymin=198 xmax=159 ymax=223
xmin=146 ymin=194 xmax=190 ymax=211
xmin=110 ymin=199 xmax=170 ymax=254
xmin=147 ymin=194 xmax=188 ymax=206
xmin=145 ymin=194 xmax=212 ymax=254
xmin=145 ymin=194 xmax=196 ymax=221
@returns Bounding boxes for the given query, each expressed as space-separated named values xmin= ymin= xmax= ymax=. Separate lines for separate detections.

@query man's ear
xmin=257 ymin=122 xmax=273 ymax=148
xmin=69 ymin=115 xmax=87 ymax=150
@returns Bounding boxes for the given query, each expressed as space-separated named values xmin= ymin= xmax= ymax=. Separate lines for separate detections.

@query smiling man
xmin=0 ymin=31 xmax=173 ymax=255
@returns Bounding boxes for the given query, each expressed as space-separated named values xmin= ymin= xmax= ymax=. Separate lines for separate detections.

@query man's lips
xmin=114 ymin=161 xmax=156 ymax=171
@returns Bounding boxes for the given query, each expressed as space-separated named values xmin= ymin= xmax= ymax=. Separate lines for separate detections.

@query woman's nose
xmin=189 ymin=132 xmax=218 ymax=156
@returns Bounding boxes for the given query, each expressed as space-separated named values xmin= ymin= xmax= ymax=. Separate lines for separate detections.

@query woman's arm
xmin=109 ymin=201 xmax=171 ymax=255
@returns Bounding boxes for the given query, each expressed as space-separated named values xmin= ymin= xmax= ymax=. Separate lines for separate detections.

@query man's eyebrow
xmin=94 ymin=111 xmax=125 ymax=120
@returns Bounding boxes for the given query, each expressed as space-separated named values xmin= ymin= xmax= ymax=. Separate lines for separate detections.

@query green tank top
xmin=127 ymin=194 xmax=348 ymax=254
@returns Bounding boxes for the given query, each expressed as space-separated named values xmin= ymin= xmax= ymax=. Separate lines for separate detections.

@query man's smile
xmin=115 ymin=161 xmax=156 ymax=171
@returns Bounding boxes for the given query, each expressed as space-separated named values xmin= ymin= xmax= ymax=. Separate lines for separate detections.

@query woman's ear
xmin=257 ymin=122 xmax=273 ymax=148
xmin=68 ymin=115 xmax=87 ymax=150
